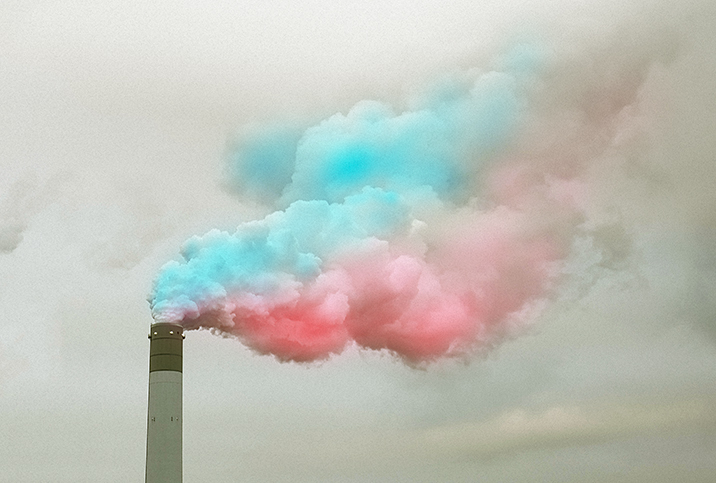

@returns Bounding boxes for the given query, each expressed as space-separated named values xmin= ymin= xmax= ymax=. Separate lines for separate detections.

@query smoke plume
xmin=149 ymin=27 xmax=677 ymax=364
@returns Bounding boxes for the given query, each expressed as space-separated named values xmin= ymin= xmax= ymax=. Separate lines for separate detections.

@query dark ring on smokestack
xmin=148 ymin=323 xmax=184 ymax=373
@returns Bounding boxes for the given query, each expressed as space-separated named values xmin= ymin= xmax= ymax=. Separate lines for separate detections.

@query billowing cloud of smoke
xmin=150 ymin=28 xmax=677 ymax=364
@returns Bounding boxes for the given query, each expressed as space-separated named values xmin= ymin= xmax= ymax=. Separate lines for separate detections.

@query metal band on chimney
xmin=148 ymin=323 xmax=184 ymax=373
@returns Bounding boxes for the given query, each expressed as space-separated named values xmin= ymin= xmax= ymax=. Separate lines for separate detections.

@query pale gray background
xmin=1 ymin=0 xmax=715 ymax=481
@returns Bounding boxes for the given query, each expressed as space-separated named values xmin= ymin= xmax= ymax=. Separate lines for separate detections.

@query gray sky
xmin=1 ymin=0 xmax=716 ymax=481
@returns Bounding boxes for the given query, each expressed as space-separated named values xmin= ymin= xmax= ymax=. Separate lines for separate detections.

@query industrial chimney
xmin=145 ymin=322 xmax=184 ymax=483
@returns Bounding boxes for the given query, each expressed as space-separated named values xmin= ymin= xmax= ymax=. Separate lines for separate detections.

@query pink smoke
xmin=178 ymin=164 xmax=574 ymax=365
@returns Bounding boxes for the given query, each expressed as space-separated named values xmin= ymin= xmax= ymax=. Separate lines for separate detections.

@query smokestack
xmin=145 ymin=323 xmax=184 ymax=483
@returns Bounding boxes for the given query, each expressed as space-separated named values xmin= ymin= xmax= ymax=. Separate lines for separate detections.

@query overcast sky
xmin=1 ymin=0 xmax=716 ymax=482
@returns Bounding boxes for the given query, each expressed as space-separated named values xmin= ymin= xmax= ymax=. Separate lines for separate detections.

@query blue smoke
xmin=151 ymin=187 xmax=410 ymax=321
xmin=226 ymin=71 xmax=523 ymax=207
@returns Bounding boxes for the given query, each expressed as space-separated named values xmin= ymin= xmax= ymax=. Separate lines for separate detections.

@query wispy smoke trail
xmin=150 ymin=33 xmax=673 ymax=364
xmin=0 ymin=174 xmax=65 ymax=254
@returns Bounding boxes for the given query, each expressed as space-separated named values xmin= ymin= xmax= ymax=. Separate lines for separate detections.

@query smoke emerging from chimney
xmin=149 ymin=32 xmax=675 ymax=364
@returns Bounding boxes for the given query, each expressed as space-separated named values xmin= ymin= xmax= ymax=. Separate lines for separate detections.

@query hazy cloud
xmin=0 ymin=173 xmax=68 ymax=254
